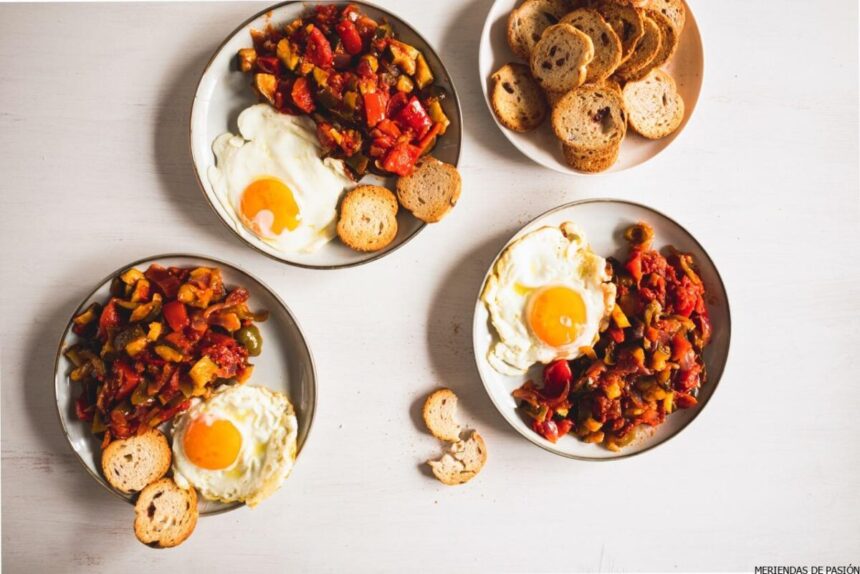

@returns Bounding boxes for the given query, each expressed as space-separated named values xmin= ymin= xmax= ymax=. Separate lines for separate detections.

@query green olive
xmin=236 ymin=325 xmax=263 ymax=357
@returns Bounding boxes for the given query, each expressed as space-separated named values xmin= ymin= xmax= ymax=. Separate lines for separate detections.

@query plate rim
xmin=52 ymin=252 xmax=318 ymax=514
xmin=477 ymin=0 xmax=704 ymax=176
xmin=189 ymin=0 xmax=464 ymax=270
xmin=471 ymin=198 xmax=732 ymax=460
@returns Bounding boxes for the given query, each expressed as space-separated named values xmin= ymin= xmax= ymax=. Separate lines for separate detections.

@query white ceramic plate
xmin=54 ymin=254 xmax=316 ymax=514
xmin=191 ymin=1 xmax=462 ymax=269
xmin=479 ymin=0 xmax=703 ymax=175
xmin=473 ymin=200 xmax=730 ymax=459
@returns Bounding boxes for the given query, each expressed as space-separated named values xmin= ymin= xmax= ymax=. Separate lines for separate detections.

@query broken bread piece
xmin=422 ymin=388 xmax=461 ymax=442
xmin=427 ymin=431 xmax=488 ymax=486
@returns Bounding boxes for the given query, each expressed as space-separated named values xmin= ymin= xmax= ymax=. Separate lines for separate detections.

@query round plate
xmin=191 ymin=1 xmax=462 ymax=269
xmin=473 ymin=199 xmax=730 ymax=459
xmin=54 ymin=254 xmax=317 ymax=514
xmin=478 ymin=0 xmax=703 ymax=175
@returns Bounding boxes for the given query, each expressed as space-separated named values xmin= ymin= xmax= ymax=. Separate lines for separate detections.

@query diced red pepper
xmin=386 ymin=91 xmax=409 ymax=119
xmin=555 ymin=419 xmax=574 ymax=437
xmin=363 ymin=91 xmax=387 ymax=127
xmin=256 ymin=56 xmax=280 ymax=74
xmin=97 ymin=299 xmax=120 ymax=341
xmin=671 ymin=332 xmax=693 ymax=362
xmin=395 ymin=96 xmax=433 ymax=139
xmin=376 ymin=119 xmax=401 ymax=138
xmin=626 ymin=251 xmax=643 ymax=283
xmin=291 ymin=77 xmax=315 ymax=113
xmin=75 ymin=393 xmax=93 ymax=422
xmin=336 ymin=19 xmax=363 ymax=54
xmin=532 ymin=419 xmax=559 ymax=443
xmin=145 ymin=264 xmax=180 ymax=298
xmin=608 ymin=326 xmax=625 ymax=343
xmin=380 ymin=142 xmax=420 ymax=176
xmin=543 ymin=360 xmax=572 ymax=399
xmin=162 ymin=300 xmax=189 ymax=332
xmin=114 ymin=359 xmax=141 ymax=401
xmin=305 ymin=26 xmax=333 ymax=68
xmin=417 ymin=122 xmax=443 ymax=154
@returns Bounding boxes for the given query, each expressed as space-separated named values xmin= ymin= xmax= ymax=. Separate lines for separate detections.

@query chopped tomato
xmin=395 ymin=96 xmax=433 ymax=138
xmin=386 ymin=91 xmax=409 ymax=119
xmin=363 ymin=91 xmax=387 ymax=127
xmin=336 ymin=19 xmax=363 ymax=54
xmin=113 ymin=359 xmax=141 ymax=401
xmin=380 ymin=142 xmax=420 ymax=176
xmin=97 ymin=298 xmax=120 ymax=341
xmin=626 ymin=251 xmax=643 ymax=284
xmin=543 ymin=360 xmax=572 ymax=399
xmin=532 ymin=419 xmax=560 ymax=443
xmin=375 ymin=119 xmax=401 ymax=138
xmin=145 ymin=265 xmax=180 ymax=298
xmin=305 ymin=26 xmax=333 ymax=68
xmin=556 ymin=419 xmax=574 ymax=437
xmin=162 ymin=300 xmax=189 ymax=332
xmin=256 ymin=55 xmax=280 ymax=74
xmin=291 ymin=77 xmax=315 ymax=113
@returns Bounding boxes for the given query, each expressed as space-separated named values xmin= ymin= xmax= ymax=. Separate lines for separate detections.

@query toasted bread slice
xmin=562 ymin=140 xmax=621 ymax=172
xmin=396 ymin=157 xmax=461 ymax=223
xmin=507 ymin=0 xmax=570 ymax=60
xmin=552 ymin=82 xmax=627 ymax=151
xmin=530 ymin=23 xmax=594 ymax=93
xmin=590 ymin=2 xmax=644 ymax=64
xmin=623 ymin=68 xmax=684 ymax=138
xmin=490 ymin=63 xmax=549 ymax=132
xmin=561 ymin=8 xmax=622 ymax=83
xmin=614 ymin=14 xmax=662 ymax=81
xmin=648 ymin=0 xmax=685 ymax=34
xmin=422 ymin=388 xmax=461 ymax=442
xmin=427 ymin=431 xmax=488 ymax=485
xmin=133 ymin=478 xmax=198 ymax=548
xmin=101 ymin=430 xmax=171 ymax=494
xmin=337 ymin=185 xmax=399 ymax=252
xmin=644 ymin=9 xmax=678 ymax=70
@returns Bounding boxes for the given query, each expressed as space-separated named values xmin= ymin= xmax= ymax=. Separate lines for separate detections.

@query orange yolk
xmin=240 ymin=177 xmax=300 ymax=237
xmin=182 ymin=418 xmax=242 ymax=470
xmin=527 ymin=285 xmax=587 ymax=348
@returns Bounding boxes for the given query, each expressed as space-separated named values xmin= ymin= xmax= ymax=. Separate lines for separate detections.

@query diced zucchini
xmin=154 ymin=345 xmax=183 ymax=362
xmin=255 ymin=73 xmax=277 ymax=104
xmin=414 ymin=52 xmax=433 ymax=88
xmin=120 ymin=268 xmax=144 ymax=285
xmin=189 ymin=356 xmax=219 ymax=389
xmin=427 ymin=100 xmax=450 ymax=134
xmin=238 ymin=47 xmax=257 ymax=72
xmin=611 ymin=304 xmax=631 ymax=328
xmin=312 ymin=66 xmax=329 ymax=86
xmin=396 ymin=75 xmax=414 ymax=93
xmin=146 ymin=322 xmax=162 ymax=342
xmin=276 ymin=39 xmax=299 ymax=71
xmin=388 ymin=40 xmax=418 ymax=75
xmin=125 ymin=336 xmax=148 ymax=357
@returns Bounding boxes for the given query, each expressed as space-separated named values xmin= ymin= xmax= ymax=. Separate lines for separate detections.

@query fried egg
xmin=208 ymin=104 xmax=353 ymax=253
xmin=481 ymin=222 xmax=616 ymax=375
xmin=172 ymin=384 xmax=298 ymax=507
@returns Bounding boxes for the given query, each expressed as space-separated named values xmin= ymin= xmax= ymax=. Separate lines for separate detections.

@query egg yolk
xmin=527 ymin=285 xmax=587 ymax=348
xmin=240 ymin=177 xmax=300 ymax=237
xmin=183 ymin=418 xmax=242 ymax=470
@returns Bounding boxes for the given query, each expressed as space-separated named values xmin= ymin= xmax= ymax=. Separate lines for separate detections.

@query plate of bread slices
xmin=54 ymin=255 xmax=316 ymax=547
xmin=480 ymin=0 xmax=703 ymax=174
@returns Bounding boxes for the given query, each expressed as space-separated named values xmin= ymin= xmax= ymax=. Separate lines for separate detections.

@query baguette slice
xmin=507 ymin=0 xmax=570 ymax=60
xmin=396 ymin=157 xmax=461 ymax=223
xmin=562 ymin=140 xmax=621 ymax=172
xmin=590 ymin=2 xmax=644 ymax=63
xmin=614 ymin=14 xmax=662 ymax=81
xmin=552 ymin=82 xmax=627 ymax=151
xmin=622 ymin=68 xmax=684 ymax=138
xmin=337 ymin=185 xmax=399 ymax=252
xmin=561 ymin=8 xmax=622 ymax=83
xmin=648 ymin=0 xmax=685 ymax=34
xmin=490 ymin=63 xmax=548 ymax=132
xmin=133 ymin=479 xmax=198 ymax=548
xmin=644 ymin=9 xmax=678 ymax=70
xmin=427 ymin=431 xmax=488 ymax=486
xmin=101 ymin=429 xmax=171 ymax=494
xmin=422 ymin=388 xmax=461 ymax=442
xmin=530 ymin=23 xmax=594 ymax=93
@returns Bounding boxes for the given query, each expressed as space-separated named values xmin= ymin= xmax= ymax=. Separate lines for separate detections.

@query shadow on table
xmin=152 ymin=48 xmax=242 ymax=252
xmin=438 ymin=0 xmax=533 ymax=167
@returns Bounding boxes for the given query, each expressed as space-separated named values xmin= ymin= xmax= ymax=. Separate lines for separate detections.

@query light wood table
xmin=1 ymin=1 xmax=858 ymax=572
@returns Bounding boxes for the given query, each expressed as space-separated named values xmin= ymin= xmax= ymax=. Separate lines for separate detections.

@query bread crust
xmin=614 ymin=14 xmax=662 ymax=81
xmin=101 ymin=429 xmax=171 ymax=494
xmin=336 ymin=185 xmax=399 ymax=252
xmin=590 ymin=1 xmax=644 ymax=63
xmin=490 ymin=63 xmax=548 ymax=132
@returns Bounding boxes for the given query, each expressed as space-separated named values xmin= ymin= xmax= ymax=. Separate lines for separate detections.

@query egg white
xmin=481 ymin=222 xmax=616 ymax=375
xmin=207 ymin=104 xmax=353 ymax=254
xmin=172 ymin=384 xmax=298 ymax=508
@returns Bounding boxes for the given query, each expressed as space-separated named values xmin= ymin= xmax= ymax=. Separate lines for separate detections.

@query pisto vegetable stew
xmin=238 ymin=3 xmax=451 ymax=177
xmin=66 ymin=264 xmax=267 ymax=446
xmin=512 ymin=223 xmax=713 ymax=451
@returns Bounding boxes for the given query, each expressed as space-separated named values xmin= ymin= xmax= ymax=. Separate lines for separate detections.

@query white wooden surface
xmin=1 ymin=1 xmax=858 ymax=572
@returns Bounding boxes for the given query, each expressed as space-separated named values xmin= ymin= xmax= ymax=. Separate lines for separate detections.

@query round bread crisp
xmin=101 ymin=429 xmax=171 ymax=494
xmin=561 ymin=8 xmax=623 ymax=83
xmin=589 ymin=1 xmax=644 ymax=63
xmin=336 ymin=185 xmax=399 ymax=253
xmin=562 ymin=140 xmax=621 ymax=172
xmin=422 ymin=388 xmax=461 ymax=442
xmin=529 ymin=23 xmax=594 ymax=93
xmin=644 ymin=9 xmax=678 ymax=70
xmin=490 ymin=63 xmax=548 ymax=132
xmin=134 ymin=478 xmax=198 ymax=549
xmin=622 ymin=68 xmax=684 ymax=139
xmin=506 ymin=0 xmax=570 ymax=60
xmin=396 ymin=156 xmax=461 ymax=223
xmin=614 ymin=14 xmax=662 ymax=81
xmin=551 ymin=82 xmax=627 ymax=151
